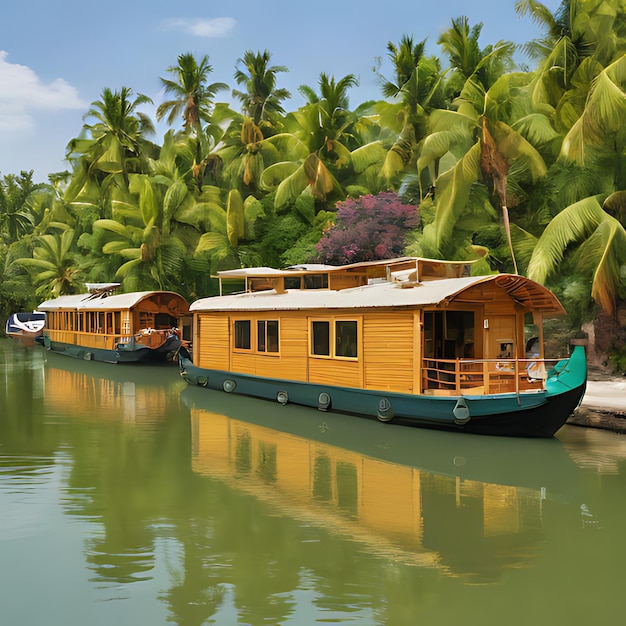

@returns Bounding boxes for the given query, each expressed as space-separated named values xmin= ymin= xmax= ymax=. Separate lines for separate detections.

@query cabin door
xmin=485 ymin=315 xmax=516 ymax=360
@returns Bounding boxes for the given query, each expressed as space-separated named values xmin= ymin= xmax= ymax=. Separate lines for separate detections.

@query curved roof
xmin=190 ymin=274 xmax=565 ymax=315
xmin=38 ymin=291 xmax=189 ymax=313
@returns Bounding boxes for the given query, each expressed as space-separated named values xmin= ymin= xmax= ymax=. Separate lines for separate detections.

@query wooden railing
xmin=421 ymin=357 xmax=560 ymax=396
xmin=47 ymin=328 xmax=174 ymax=351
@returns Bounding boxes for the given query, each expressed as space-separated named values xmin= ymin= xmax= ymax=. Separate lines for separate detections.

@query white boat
xmin=5 ymin=311 xmax=46 ymax=346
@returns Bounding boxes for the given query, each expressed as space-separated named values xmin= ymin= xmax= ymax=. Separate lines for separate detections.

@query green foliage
xmin=3 ymin=8 xmax=626 ymax=372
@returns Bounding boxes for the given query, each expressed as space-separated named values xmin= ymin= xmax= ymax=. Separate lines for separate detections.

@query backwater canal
xmin=1 ymin=338 xmax=625 ymax=625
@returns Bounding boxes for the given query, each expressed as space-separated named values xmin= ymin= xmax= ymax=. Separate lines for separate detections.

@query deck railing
xmin=47 ymin=328 xmax=174 ymax=351
xmin=421 ymin=357 xmax=562 ymax=396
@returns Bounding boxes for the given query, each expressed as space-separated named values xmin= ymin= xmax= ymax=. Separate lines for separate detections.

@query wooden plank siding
xmin=308 ymin=357 xmax=363 ymax=388
xmin=363 ymin=312 xmax=416 ymax=393
xmin=195 ymin=309 xmax=421 ymax=392
xmin=196 ymin=314 xmax=230 ymax=371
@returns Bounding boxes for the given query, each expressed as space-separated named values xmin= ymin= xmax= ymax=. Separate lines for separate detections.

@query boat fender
xmin=318 ymin=392 xmax=331 ymax=411
xmin=83 ymin=352 xmax=92 ymax=361
xmin=377 ymin=398 xmax=394 ymax=422
xmin=453 ymin=398 xmax=471 ymax=425
xmin=277 ymin=390 xmax=289 ymax=405
xmin=197 ymin=376 xmax=208 ymax=387
xmin=223 ymin=380 xmax=236 ymax=393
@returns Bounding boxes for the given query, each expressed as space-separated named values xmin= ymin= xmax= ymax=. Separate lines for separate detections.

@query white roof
xmin=38 ymin=291 xmax=177 ymax=311
xmin=190 ymin=276 xmax=493 ymax=312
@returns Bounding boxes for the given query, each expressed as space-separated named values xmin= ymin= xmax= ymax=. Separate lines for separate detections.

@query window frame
xmin=309 ymin=316 xmax=360 ymax=361
xmin=257 ymin=319 xmax=280 ymax=354
xmin=232 ymin=317 xmax=280 ymax=355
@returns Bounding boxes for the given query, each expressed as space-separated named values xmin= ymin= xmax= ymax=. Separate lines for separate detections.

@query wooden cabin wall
xmin=195 ymin=309 xmax=419 ymax=393
xmin=454 ymin=284 xmax=526 ymax=359
xmin=362 ymin=312 xmax=416 ymax=393
xmin=230 ymin=313 xmax=309 ymax=380
xmin=307 ymin=357 xmax=363 ymax=388
xmin=328 ymin=274 xmax=366 ymax=290
xmin=196 ymin=314 xmax=230 ymax=371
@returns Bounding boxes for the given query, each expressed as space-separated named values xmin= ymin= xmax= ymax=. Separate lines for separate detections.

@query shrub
xmin=315 ymin=192 xmax=419 ymax=265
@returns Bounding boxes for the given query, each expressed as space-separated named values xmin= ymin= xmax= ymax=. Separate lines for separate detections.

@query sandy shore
xmin=567 ymin=379 xmax=626 ymax=433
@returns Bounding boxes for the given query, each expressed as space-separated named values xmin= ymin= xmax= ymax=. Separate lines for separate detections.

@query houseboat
xmin=38 ymin=283 xmax=190 ymax=363
xmin=5 ymin=311 xmax=46 ymax=346
xmin=179 ymin=258 xmax=587 ymax=437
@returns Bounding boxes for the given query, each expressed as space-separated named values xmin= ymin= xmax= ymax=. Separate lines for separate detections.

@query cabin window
xmin=335 ymin=321 xmax=357 ymax=358
xmin=284 ymin=276 xmax=302 ymax=290
xmin=310 ymin=318 xmax=359 ymax=360
xmin=304 ymin=274 xmax=329 ymax=289
xmin=257 ymin=320 xmax=279 ymax=353
xmin=311 ymin=321 xmax=331 ymax=356
xmin=234 ymin=320 xmax=251 ymax=350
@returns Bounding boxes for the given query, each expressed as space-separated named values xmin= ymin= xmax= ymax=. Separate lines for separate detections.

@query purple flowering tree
xmin=315 ymin=192 xmax=419 ymax=264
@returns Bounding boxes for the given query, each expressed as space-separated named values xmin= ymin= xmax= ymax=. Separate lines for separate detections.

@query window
xmin=311 ymin=321 xmax=330 ymax=356
xmin=234 ymin=320 xmax=251 ymax=349
xmin=258 ymin=320 xmax=279 ymax=353
xmin=304 ymin=274 xmax=329 ymax=289
xmin=335 ymin=321 xmax=357 ymax=358
xmin=310 ymin=319 xmax=358 ymax=360
xmin=283 ymin=276 xmax=302 ymax=290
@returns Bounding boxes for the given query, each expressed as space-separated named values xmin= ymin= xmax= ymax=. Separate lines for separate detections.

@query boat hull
xmin=43 ymin=334 xmax=182 ymax=364
xmin=5 ymin=312 xmax=45 ymax=347
xmin=179 ymin=346 xmax=587 ymax=438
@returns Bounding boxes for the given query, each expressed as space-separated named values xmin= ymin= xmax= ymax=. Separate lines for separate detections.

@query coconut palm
xmin=67 ymin=87 xmax=155 ymax=177
xmin=13 ymin=227 xmax=81 ymax=298
xmin=157 ymin=53 xmax=228 ymax=136
xmin=528 ymin=55 xmax=626 ymax=316
xmin=0 ymin=171 xmax=43 ymax=242
xmin=157 ymin=53 xmax=230 ymax=189
xmin=373 ymin=35 xmax=448 ymax=186
xmin=232 ymin=49 xmax=291 ymax=130
xmin=259 ymin=73 xmax=362 ymax=209
xmin=438 ymin=17 xmax=516 ymax=95
xmin=418 ymin=68 xmax=551 ymax=267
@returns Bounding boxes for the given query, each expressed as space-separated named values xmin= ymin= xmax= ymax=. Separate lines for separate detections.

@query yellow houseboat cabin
xmin=39 ymin=283 xmax=190 ymax=363
xmin=179 ymin=258 xmax=587 ymax=437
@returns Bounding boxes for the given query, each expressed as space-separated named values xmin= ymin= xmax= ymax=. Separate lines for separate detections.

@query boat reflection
xmin=182 ymin=385 xmax=583 ymax=582
xmin=43 ymin=350 xmax=186 ymax=424
xmin=40 ymin=351 xmax=190 ymax=589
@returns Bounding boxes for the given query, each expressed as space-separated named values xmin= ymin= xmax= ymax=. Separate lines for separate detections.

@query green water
xmin=1 ymin=338 xmax=624 ymax=625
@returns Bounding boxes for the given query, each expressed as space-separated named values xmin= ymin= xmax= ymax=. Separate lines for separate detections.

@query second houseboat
xmin=38 ymin=283 xmax=190 ymax=363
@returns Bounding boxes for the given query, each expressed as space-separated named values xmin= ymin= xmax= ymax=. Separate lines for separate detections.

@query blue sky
xmin=0 ymin=0 xmax=560 ymax=182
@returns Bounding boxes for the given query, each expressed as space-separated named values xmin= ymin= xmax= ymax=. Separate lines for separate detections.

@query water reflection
xmin=182 ymin=385 xmax=581 ymax=583
xmin=3 ymin=339 xmax=625 ymax=625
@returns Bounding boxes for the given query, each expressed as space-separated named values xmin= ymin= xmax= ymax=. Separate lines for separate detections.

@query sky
xmin=0 ymin=0 xmax=561 ymax=183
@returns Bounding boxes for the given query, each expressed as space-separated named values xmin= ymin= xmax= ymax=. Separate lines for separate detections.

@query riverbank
xmin=567 ymin=375 xmax=626 ymax=434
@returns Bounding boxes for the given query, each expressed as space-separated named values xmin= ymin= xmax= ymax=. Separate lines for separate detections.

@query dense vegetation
xmin=1 ymin=0 xmax=625 ymax=368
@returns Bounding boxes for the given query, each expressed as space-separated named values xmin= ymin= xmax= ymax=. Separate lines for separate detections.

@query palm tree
xmin=157 ymin=53 xmax=230 ymax=189
xmin=67 ymin=87 xmax=155 ymax=177
xmin=417 ymin=71 xmax=550 ymax=270
xmin=373 ymin=35 xmax=447 ymax=186
xmin=157 ymin=53 xmax=229 ymax=136
xmin=232 ymin=50 xmax=290 ymax=131
xmin=91 ymin=172 xmax=191 ymax=292
xmin=528 ymin=54 xmax=626 ymax=316
xmin=260 ymin=73 xmax=362 ymax=209
xmin=438 ymin=17 xmax=515 ymax=95
xmin=13 ymin=228 xmax=81 ymax=298
xmin=0 ymin=171 xmax=43 ymax=242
